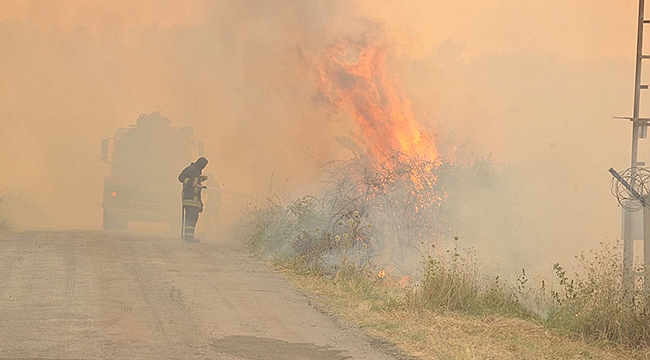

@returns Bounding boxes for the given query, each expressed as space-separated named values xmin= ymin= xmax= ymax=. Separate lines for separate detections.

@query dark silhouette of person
xmin=178 ymin=157 xmax=208 ymax=242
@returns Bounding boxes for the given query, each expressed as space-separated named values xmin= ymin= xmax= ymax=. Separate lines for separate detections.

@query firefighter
xmin=178 ymin=157 xmax=208 ymax=243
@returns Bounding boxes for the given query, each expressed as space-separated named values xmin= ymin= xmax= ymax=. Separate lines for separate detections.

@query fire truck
xmin=100 ymin=112 xmax=203 ymax=230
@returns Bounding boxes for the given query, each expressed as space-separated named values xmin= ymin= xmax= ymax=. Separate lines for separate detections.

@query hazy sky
xmin=0 ymin=0 xmax=646 ymax=272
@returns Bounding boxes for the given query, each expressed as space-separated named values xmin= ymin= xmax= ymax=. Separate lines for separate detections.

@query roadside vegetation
xmin=235 ymin=153 xmax=650 ymax=359
xmin=546 ymin=241 xmax=650 ymax=349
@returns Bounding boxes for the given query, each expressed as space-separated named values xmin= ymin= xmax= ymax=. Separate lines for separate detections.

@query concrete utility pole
xmin=617 ymin=0 xmax=649 ymax=289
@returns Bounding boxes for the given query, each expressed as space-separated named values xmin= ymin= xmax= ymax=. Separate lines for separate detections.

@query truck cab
xmin=100 ymin=112 xmax=202 ymax=231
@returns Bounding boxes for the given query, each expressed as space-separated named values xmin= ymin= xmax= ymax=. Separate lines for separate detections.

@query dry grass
xmin=404 ymin=240 xmax=530 ymax=319
xmin=284 ymin=270 xmax=645 ymax=360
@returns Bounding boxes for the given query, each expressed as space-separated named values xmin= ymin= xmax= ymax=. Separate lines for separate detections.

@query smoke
xmin=0 ymin=0 xmax=639 ymax=277
xmin=399 ymin=45 xmax=634 ymax=276
xmin=348 ymin=1 xmax=638 ymax=275
xmin=0 ymin=0 xmax=356 ymax=227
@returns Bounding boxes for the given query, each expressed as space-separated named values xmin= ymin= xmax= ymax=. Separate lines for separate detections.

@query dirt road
xmin=0 ymin=230 xmax=399 ymax=360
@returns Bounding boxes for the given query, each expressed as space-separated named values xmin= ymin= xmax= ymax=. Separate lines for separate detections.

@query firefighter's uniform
xmin=178 ymin=157 xmax=208 ymax=242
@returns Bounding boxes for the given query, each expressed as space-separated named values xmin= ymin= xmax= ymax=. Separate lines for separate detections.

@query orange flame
xmin=318 ymin=39 xmax=437 ymax=162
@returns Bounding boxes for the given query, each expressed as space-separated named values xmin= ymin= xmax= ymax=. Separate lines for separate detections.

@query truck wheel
xmin=103 ymin=211 xmax=128 ymax=231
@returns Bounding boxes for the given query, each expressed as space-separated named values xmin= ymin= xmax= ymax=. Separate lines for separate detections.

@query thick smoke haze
xmin=0 ymin=1 xmax=643 ymax=274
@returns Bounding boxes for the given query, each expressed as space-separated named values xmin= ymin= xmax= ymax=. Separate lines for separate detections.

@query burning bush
xmin=320 ymin=152 xmax=447 ymax=275
xmin=235 ymin=33 xmax=540 ymax=322
xmin=239 ymin=150 xmax=500 ymax=276
xmin=236 ymin=150 xmax=533 ymax=323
